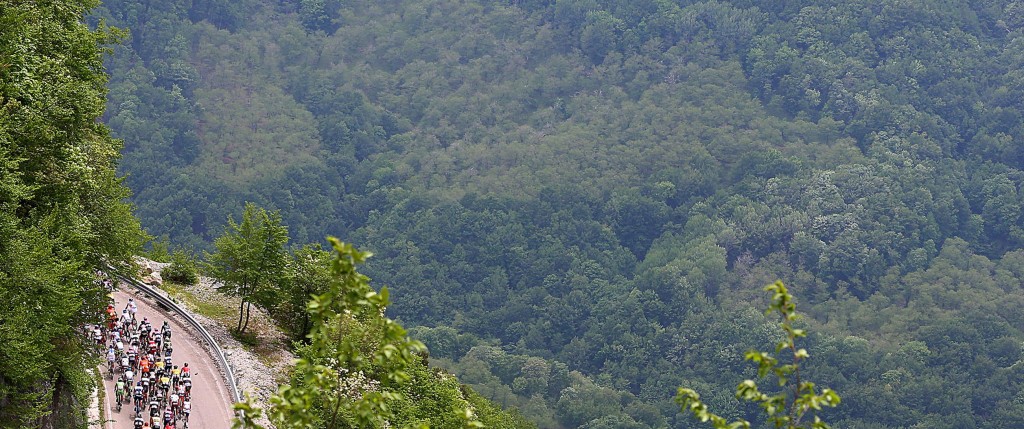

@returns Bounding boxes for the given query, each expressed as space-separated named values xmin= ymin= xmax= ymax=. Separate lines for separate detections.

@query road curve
xmin=99 ymin=288 xmax=235 ymax=429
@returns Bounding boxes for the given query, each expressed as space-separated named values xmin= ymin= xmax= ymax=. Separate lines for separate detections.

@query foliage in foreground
xmin=233 ymin=238 xmax=531 ymax=429
xmin=0 ymin=0 xmax=145 ymax=426
xmin=678 ymin=282 xmax=839 ymax=429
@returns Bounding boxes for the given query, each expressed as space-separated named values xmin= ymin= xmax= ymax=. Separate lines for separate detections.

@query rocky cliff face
xmin=136 ymin=257 xmax=169 ymax=286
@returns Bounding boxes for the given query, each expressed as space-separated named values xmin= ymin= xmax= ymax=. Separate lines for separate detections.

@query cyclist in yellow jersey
xmin=170 ymin=365 xmax=181 ymax=387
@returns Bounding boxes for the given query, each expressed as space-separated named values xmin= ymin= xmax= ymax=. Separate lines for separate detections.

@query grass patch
xmin=93 ymin=368 xmax=106 ymax=428
xmin=159 ymin=281 xmax=236 ymax=328
xmin=231 ymin=329 xmax=259 ymax=347
xmin=159 ymin=281 xmax=288 ymax=366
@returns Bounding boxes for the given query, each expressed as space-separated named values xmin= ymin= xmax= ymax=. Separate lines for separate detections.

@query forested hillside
xmin=93 ymin=0 xmax=1024 ymax=427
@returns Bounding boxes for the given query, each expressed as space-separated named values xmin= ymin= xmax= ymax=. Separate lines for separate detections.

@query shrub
xmin=164 ymin=249 xmax=200 ymax=285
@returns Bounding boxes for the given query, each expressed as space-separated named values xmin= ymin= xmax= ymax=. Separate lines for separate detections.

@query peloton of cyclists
xmin=88 ymin=284 xmax=199 ymax=429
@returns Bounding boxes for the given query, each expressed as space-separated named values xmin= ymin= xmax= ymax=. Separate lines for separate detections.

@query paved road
xmin=99 ymin=288 xmax=235 ymax=429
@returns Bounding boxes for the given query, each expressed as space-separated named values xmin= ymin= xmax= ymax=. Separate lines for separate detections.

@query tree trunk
xmin=237 ymin=297 xmax=245 ymax=333
xmin=242 ymin=302 xmax=253 ymax=333
xmin=301 ymin=313 xmax=309 ymax=341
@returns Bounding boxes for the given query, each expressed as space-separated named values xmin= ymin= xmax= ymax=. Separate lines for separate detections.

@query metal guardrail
xmin=114 ymin=274 xmax=244 ymax=410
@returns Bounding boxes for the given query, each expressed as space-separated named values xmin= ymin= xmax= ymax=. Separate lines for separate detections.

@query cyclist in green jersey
xmin=115 ymin=379 xmax=126 ymax=411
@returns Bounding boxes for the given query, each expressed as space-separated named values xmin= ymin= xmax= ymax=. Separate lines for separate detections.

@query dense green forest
xmin=0 ymin=0 xmax=146 ymax=426
xmin=91 ymin=0 xmax=1024 ymax=427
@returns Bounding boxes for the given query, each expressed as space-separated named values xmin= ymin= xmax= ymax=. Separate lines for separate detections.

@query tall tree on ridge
xmin=205 ymin=202 xmax=289 ymax=334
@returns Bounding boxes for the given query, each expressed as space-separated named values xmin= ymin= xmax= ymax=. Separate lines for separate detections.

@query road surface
xmin=99 ymin=288 xmax=235 ymax=428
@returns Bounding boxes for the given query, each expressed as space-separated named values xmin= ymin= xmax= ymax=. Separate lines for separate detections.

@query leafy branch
xmin=233 ymin=238 xmax=482 ymax=429
xmin=677 ymin=281 xmax=840 ymax=429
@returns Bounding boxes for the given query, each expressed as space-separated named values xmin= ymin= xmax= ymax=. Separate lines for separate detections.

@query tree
xmin=164 ymin=248 xmax=201 ymax=285
xmin=232 ymin=238 xmax=483 ymax=429
xmin=677 ymin=281 xmax=840 ymax=429
xmin=205 ymin=202 xmax=289 ymax=334
xmin=280 ymin=243 xmax=333 ymax=340
xmin=0 ymin=0 xmax=145 ymax=425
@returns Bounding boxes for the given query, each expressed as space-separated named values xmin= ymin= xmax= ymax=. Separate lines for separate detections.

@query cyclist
xmin=115 ymin=378 xmax=125 ymax=405
xmin=106 ymin=347 xmax=116 ymax=373
xmin=169 ymin=391 xmax=180 ymax=413
xmin=181 ymin=400 xmax=190 ymax=427
xmin=180 ymin=363 xmax=189 ymax=378
xmin=163 ymin=406 xmax=173 ymax=427
xmin=93 ymin=326 xmax=104 ymax=348
xmin=133 ymin=415 xmax=144 ymax=429
xmin=133 ymin=382 xmax=144 ymax=407
xmin=160 ymin=374 xmax=171 ymax=394
xmin=170 ymin=365 xmax=181 ymax=387
xmin=182 ymin=377 xmax=191 ymax=400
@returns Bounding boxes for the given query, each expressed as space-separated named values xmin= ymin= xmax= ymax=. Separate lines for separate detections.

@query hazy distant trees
xmin=96 ymin=0 xmax=1024 ymax=427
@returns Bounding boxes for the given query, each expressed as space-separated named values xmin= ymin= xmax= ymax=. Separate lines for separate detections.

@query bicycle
xmin=115 ymin=388 xmax=123 ymax=413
